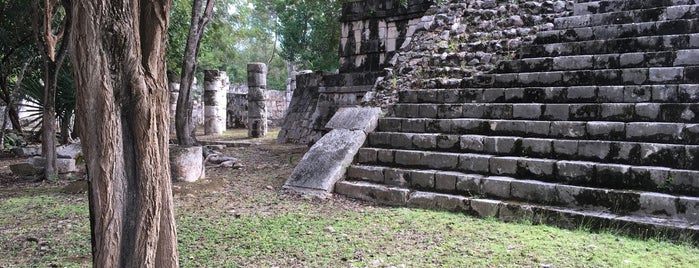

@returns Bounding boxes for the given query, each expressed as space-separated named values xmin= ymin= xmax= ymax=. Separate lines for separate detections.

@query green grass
xmin=1 ymin=188 xmax=699 ymax=267
xmin=176 ymin=200 xmax=699 ymax=267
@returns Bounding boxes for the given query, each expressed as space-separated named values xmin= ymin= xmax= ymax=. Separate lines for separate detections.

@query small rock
xmin=265 ymin=185 xmax=273 ymax=190
xmin=324 ymin=226 xmax=335 ymax=233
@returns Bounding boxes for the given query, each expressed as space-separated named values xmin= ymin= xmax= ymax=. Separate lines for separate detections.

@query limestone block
xmin=511 ymin=180 xmax=557 ymax=204
xmin=458 ymin=154 xmax=491 ymax=173
xmin=12 ymin=147 xmax=41 ymax=157
xmin=334 ymin=181 xmax=409 ymax=206
xmin=284 ymin=129 xmax=366 ymax=198
xmin=481 ymin=176 xmax=513 ymax=199
xmin=324 ymin=107 xmax=382 ymax=132
xmin=347 ymin=165 xmax=384 ymax=183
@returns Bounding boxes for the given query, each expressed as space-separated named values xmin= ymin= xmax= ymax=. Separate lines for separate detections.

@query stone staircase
xmin=336 ymin=0 xmax=699 ymax=243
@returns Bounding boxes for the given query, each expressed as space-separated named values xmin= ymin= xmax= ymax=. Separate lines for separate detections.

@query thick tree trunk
xmin=175 ymin=0 xmax=215 ymax=146
xmin=71 ymin=0 xmax=178 ymax=267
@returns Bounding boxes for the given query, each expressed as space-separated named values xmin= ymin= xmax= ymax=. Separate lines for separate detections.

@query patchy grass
xmin=1 ymin=129 xmax=698 ymax=267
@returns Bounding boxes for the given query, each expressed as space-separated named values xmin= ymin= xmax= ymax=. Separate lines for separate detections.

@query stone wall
xmin=278 ymin=0 xmax=435 ymax=145
xmin=226 ymin=84 xmax=288 ymax=129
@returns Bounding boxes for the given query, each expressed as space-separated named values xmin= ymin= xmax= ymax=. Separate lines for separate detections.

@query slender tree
xmin=175 ymin=0 xmax=215 ymax=146
xmin=32 ymin=0 xmax=72 ymax=178
xmin=71 ymin=0 xmax=179 ymax=266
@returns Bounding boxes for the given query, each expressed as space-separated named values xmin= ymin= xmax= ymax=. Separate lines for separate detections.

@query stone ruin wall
xmin=226 ymin=84 xmax=288 ymax=129
xmin=368 ymin=0 xmax=576 ymax=110
xmin=278 ymin=0 xmax=434 ymax=145
xmin=278 ymin=0 xmax=576 ymax=145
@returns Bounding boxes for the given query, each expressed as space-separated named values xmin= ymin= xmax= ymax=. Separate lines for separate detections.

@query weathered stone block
xmin=626 ymin=122 xmax=683 ymax=142
xmin=511 ymin=180 xmax=557 ymax=204
xmin=456 ymin=174 xmax=484 ymax=195
xmin=639 ymin=192 xmax=678 ymax=217
xmin=334 ymin=181 xmax=409 ymax=206
xmin=377 ymin=149 xmax=394 ymax=164
xmin=395 ymin=150 xmax=423 ymax=166
xmin=470 ymin=199 xmax=501 ymax=218
xmin=556 ymin=161 xmax=594 ymax=183
xmin=542 ymin=104 xmax=569 ymax=120
xmin=436 ymin=135 xmax=460 ymax=149
xmin=518 ymin=158 xmax=556 ymax=179
xmin=481 ymin=176 xmax=513 ymax=198
xmin=422 ymin=152 xmax=459 ymax=169
xmin=587 ymin=122 xmax=626 ymax=139
xmin=577 ymin=141 xmax=611 ymax=160
xmin=356 ymin=148 xmax=378 ymax=163
xmin=512 ymin=104 xmax=543 ymax=119
xmin=435 ymin=172 xmax=459 ymax=192
xmin=484 ymin=136 xmax=520 ymax=155
xmin=385 ymin=168 xmax=410 ymax=187
xmin=460 ymin=135 xmax=486 ymax=152
xmin=411 ymin=170 xmax=436 ymax=189
xmin=413 ymin=134 xmax=437 ymax=149
xmin=598 ymin=86 xmax=624 ymax=102
xmin=347 ymin=165 xmax=384 ymax=183
xmin=489 ymin=157 xmax=519 ymax=176
xmin=550 ymin=121 xmax=587 ymax=138
xmin=458 ymin=154 xmax=491 ymax=173
xmin=521 ymin=138 xmax=553 ymax=157
xmin=553 ymin=140 xmax=579 ymax=158
xmin=462 ymin=103 xmax=486 ymax=118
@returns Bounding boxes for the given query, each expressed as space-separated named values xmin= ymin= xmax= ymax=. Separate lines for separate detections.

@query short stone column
xmin=203 ymin=70 xmax=228 ymax=135
xmin=247 ymin=63 xmax=268 ymax=138
xmin=168 ymin=81 xmax=180 ymax=137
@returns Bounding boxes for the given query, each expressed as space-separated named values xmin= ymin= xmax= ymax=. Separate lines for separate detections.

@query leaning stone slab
xmin=283 ymin=129 xmax=367 ymax=198
xmin=325 ymin=107 xmax=382 ymax=132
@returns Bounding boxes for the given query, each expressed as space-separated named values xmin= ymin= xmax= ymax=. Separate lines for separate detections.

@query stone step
xmin=420 ymin=66 xmax=699 ymax=90
xmin=346 ymin=165 xmax=699 ymax=221
xmin=520 ymin=33 xmax=699 ymax=59
xmin=366 ymin=132 xmax=699 ymax=170
xmin=334 ymin=180 xmax=699 ymax=244
xmin=556 ymin=4 xmax=699 ymax=31
xmin=377 ymin=117 xmax=699 ymax=145
xmin=391 ymin=103 xmax=699 ymax=123
xmin=480 ymin=67 xmax=699 ymax=89
xmin=398 ymin=85 xmax=699 ymax=104
xmin=541 ymin=18 xmax=699 ymax=45
xmin=498 ymin=50 xmax=699 ymax=73
xmin=573 ymin=0 xmax=699 ymax=16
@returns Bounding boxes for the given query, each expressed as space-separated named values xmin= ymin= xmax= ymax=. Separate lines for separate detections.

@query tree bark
xmin=175 ymin=0 xmax=215 ymax=146
xmin=71 ymin=0 xmax=178 ymax=267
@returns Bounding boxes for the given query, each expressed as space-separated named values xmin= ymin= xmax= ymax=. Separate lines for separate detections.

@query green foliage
xmin=19 ymin=63 xmax=76 ymax=131
xmin=270 ymin=0 xmax=342 ymax=71
xmin=167 ymin=0 xmax=289 ymax=90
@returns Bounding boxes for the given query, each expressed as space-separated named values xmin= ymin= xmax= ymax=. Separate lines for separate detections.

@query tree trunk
xmin=42 ymin=62 xmax=57 ymax=176
xmin=59 ymin=111 xmax=72 ymax=144
xmin=175 ymin=0 xmax=215 ymax=146
xmin=33 ymin=0 xmax=73 ymax=178
xmin=71 ymin=0 xmax=179 ymax=267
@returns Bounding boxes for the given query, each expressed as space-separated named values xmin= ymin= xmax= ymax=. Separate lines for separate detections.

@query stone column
xmin=247 ymin=63 xmax=268 ymax=138
xmin=203 ymin=70 xmax=229 ymax=135
xmin=168 ymin=81 xmax=180 ymax=138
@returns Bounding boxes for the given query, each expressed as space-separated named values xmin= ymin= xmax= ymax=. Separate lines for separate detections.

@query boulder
xmin=10 ymin=163 xmax=43 ymax=177
xmin=57 ymin=143 xmax=82 ymax=159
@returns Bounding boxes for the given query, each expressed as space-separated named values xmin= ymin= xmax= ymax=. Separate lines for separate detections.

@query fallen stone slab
xmin=10 ymin=162 xmax=43 ymax=177
xmin=282 ymin=107 xmax=382 ymax=198
xmin=283 ymin=129 xmax=367 ymax=198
